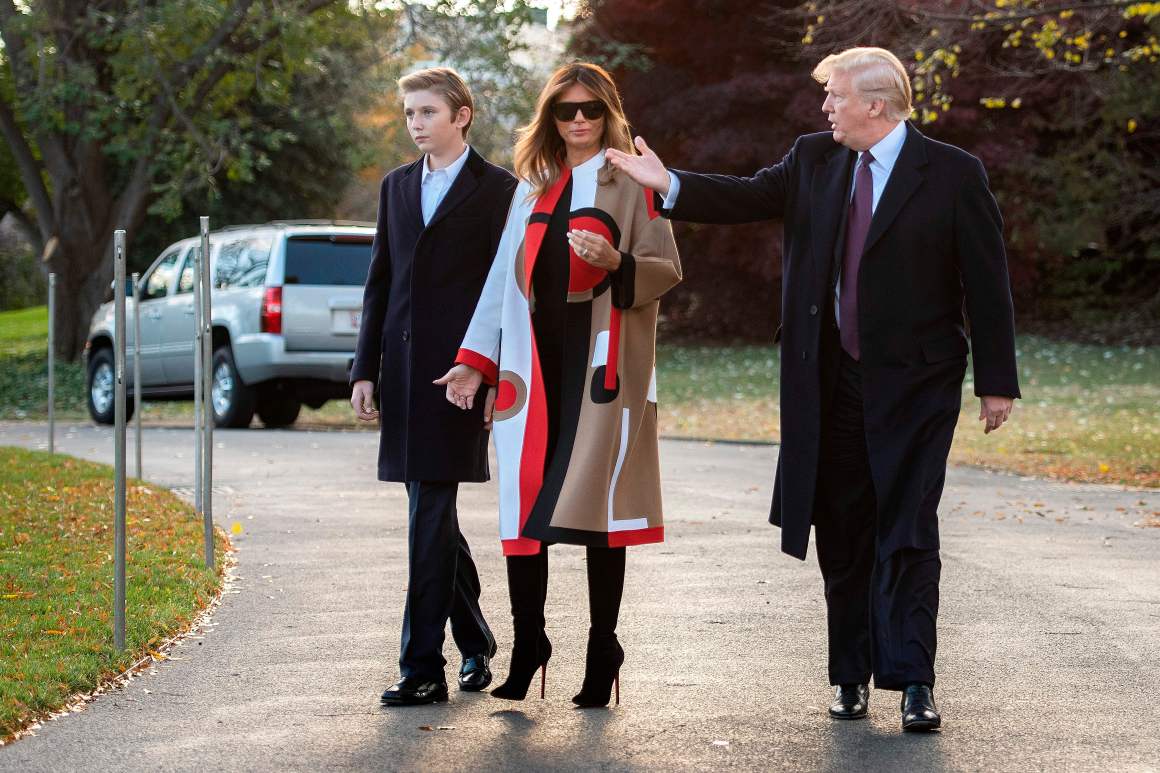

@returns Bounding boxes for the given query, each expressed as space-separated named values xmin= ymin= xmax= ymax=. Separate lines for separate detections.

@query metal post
xmin=199 ymin=216 xmax=214 ymax=571
xmin=132 ymin=271 xmax=142 ymax=480
xmin=47 ymin=273 xmax=55 ymax=454
xmin=193 ymin=228 xmax=203 ymax=515
xmin=113 ymin=230 xmax=127 ymax=651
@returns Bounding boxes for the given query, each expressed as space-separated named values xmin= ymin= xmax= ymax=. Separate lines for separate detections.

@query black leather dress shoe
xmin=380 ymin=676 xmax=449 ymax=706
xmin=458 ymin=648 xmax=495 ymax=692
xmin=900 ymin=683 xmax=941 ymax=731
xmin=829 ymin=683 xmax=870 ymax=719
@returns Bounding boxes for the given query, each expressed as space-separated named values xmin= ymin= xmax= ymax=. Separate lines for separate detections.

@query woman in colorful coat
xmin=435 ymin=62 xmax=682 ymax=707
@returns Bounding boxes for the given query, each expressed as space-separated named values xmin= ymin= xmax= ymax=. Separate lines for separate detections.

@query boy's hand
xmin=483 ymin=386 xmax=496 ymax=430
xmin=351 ymin=380 xmax=379 ymax=421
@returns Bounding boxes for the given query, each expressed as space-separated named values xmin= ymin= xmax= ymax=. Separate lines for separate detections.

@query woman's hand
xmin=567 ymin=229 xmax=621 ymax=272
xmin=433 ymin=364 xmax=484 ymax=410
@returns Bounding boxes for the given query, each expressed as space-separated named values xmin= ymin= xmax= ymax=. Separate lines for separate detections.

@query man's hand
xmin=434 ymin=364 xmax=484 ymax=410
xmin=483 ymin=386 xmax=496 ymax=431
xmin=350 ymin=380 xmax=379 ymax=422
xmin=605 ymin=136 xmax=670 ymax=195
xmin=979 ymin=395 xmax=1014 ymax=434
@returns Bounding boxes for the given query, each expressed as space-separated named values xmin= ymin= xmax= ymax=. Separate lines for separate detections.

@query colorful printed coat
xmin=456 ymin=149 xmax=682 ymax=556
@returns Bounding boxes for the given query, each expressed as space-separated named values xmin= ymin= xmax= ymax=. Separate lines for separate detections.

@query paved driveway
xmin=1 ymin=422 xmax=1157 ymax=772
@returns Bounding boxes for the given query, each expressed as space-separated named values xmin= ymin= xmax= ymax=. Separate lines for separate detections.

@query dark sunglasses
xmin=552 ymin=100 xmax=607 ymax=122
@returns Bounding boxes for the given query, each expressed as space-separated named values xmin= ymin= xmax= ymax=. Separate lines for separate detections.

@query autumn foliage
xmin=576 ymin=0 xmax=1160 ymax=342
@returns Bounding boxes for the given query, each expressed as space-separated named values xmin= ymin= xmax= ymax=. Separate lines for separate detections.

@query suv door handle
xmin=184 ymin=308 xmax=195 ymax=315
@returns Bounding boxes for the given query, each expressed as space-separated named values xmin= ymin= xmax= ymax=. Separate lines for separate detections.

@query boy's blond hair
xmin=398 ymin=67 xmax=475 ymax=138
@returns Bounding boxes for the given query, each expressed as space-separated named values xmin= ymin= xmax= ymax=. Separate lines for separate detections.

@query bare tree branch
xmin=0 ymin=196 xmax=44 ymax=255
xmin=0 ymin=94 xmax=55 ymax=240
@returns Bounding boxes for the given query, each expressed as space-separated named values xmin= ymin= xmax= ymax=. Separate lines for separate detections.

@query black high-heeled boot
xmin=572 ymin=631 xmax=625 ymax=707
xmin=492 ymin=549 xmax=552 ymax=700
xmin=572 ymin=545 xmax=626 ymax=708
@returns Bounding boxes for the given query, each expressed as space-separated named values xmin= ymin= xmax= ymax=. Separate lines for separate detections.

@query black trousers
xmin=815 ymin=351 xmax=941 ymax=691
xmin=399 ymin=481 xmax=494 ymax=680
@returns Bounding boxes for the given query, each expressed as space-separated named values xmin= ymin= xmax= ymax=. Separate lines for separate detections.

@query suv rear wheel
xmin=211 ymin=346 xmax=256 ymax=428
xmin=87 ymin=347 xmax=135 ymax=425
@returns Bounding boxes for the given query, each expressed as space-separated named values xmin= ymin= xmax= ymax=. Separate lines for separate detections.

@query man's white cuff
xmin=662 ymin=171 xmax=681 ymax=209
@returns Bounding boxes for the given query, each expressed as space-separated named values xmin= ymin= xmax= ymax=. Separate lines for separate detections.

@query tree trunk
xmin=48 ymin=229 xmax=120 ymax=362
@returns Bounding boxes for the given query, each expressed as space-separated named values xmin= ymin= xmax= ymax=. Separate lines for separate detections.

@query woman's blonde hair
xmin=514 ymin=62 xmax=635 ymax=200
xmin=812 ymin=47 xmax=913 ymax=122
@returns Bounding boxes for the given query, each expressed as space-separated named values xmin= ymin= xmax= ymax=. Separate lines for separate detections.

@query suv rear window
xmin=283 ymin=235 xmax=373 ymax=286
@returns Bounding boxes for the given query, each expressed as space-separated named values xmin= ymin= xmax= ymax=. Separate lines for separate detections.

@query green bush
xmin=0 ymin=248 xmax=47 ymax=312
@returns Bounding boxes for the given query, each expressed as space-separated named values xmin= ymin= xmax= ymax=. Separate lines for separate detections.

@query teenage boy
xmin=351 ymin=67 xmax=517 ymax=706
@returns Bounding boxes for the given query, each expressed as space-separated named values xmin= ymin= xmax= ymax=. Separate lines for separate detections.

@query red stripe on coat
xmin=525 ymin=167 xmax=572 ymax=291
xmin=605 ymin=308 xmax=621 ymax=391
xmin=515 ymin=309 xmax=549 ymax=556
xmin=455 ymin=348 xmax=498 ymax=385
xmin=608 ymin=526 xmax=665 ymax=548
xmin=644 ymin=187 xmax=659 ymax=220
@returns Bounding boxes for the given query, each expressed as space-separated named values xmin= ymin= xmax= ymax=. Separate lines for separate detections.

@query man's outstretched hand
xmin=605 ymin=136 xmax=671 ymax=195
xmin=979 ymin=395 xmax=1014 ymax=434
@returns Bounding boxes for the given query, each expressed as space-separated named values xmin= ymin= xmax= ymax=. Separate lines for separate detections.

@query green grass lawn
xmin=0 ymin=447 xmax=227 ymax=742
xmin=2 ymin=305 xmax=1157 ymax=486
xmin=0 ymin=307 xmax=86 ymax=421
xmin=654 ymin=341 xmax=1160 ymax=487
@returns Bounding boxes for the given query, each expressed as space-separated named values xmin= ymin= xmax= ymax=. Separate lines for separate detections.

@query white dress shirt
xmin=421 ymin=144 xmax=471 ymax=225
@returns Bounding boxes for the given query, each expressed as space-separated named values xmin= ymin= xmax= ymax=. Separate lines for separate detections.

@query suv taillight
xmin=261 ymin=286 xmax=283 ymax=334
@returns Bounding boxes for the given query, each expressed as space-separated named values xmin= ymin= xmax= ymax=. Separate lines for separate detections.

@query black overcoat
xmin=351 ymin=148 xmax=517 ymax=482
xmin=661 ymin=123 xmax=1020 ymax=560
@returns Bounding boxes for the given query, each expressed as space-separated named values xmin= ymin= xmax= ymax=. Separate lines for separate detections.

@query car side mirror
xmin=108 ymin=278 xmax=137 ymax=296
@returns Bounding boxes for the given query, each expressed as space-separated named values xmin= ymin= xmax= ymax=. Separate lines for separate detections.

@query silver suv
xmin=84 ymin=221 xmax=374 ymax=428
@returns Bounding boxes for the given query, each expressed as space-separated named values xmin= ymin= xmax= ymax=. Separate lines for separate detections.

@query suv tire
xmin=211 ymin=346 xmax=256 ymax=428
xmin=87 ymin=347 xmax=135 ymax=425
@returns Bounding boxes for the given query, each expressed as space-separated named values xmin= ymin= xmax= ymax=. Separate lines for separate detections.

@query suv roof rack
xmin=211 ymin=219 xmax=376 ymax=233
xmin=265 ymin=219 xmax=375 ymax=228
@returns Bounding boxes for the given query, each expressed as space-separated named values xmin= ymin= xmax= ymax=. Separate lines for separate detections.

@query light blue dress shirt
xmin=421 ymin=144 xmax=471 ymax=226
xmin=661 ymin=120 xmax=907 ymax=216
xmin=661 ymin=121 xmax=909 ymax=323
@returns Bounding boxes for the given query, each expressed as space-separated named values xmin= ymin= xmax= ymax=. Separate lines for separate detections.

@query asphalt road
xmin=1 ymin=421 xmax=1158 ymax=772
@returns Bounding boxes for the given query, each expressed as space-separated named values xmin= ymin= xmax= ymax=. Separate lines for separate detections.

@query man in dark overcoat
xmin=350 ymin=67 xmax=516 ymax=706
xmin=608 ymin=46 xmax=1020 ymax=731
